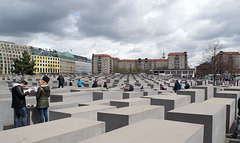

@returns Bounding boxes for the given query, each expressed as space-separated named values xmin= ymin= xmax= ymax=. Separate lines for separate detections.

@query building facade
xmin=168 ymin=52 xmax=188 ymax=69
xmin=217 ymin=51 xmax=240 ymax=74
xmin=58 ymin=52 xmax=76 ymax=74
xmin=0 ymin=41 xmax=31 ymax=74
xmin=92 ymin=54 xmax=113 ymax=74
xmin=74 ymin=55 xmax=91 ymax=75
xmin=92 ymin=54 xmax=168 ymax=74
xmin=31 ymin=48 xmax=60 ymax=74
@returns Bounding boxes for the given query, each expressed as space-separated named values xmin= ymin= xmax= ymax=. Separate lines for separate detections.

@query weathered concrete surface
xmin=50 ymin=105 xmax=116 ymax=121
xmin=81 ymin=118 xmax=204 ymax=143
xmin=98 ymin=105 xmax=164 ymax=132
xmin=0 ymin=117 xmax=105 ymax=143
xmin=204 ymin=98 xmax=235 ymax=133
xmin=143 ymin=95 xmax=191 ymax=119
xmin=177 ymin=89 xmax=205 ymax=103
xmin=110 ymin=98 xmax=150 ymax=108
xmin=167 ymin=103 xmax=226 ymax=143
xmin=192 ymin=85 xmax=214 ymax=100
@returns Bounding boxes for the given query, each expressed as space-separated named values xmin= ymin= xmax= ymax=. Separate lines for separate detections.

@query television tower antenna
xmin=162 ymin=47 xmax=165 ymax=59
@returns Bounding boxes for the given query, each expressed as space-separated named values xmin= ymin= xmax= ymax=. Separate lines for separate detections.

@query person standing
xmin=57 ymin=74 xmax=65 ymax=88
xmin=129 ymin=84 xmax=134 ymax=91
xmin=103 ymin=82 xmax=108 ymax=89
xmin=185 ymin=81 xmax=190 ymax=89
xmin=35 ymin=80 xmax=50 ymax=123
xmin=11 ymin=80 xmax=31 ymax=128
xmin=77 ymin=79 xmax=82 ymax=87
xmin=42 ymin=74 xmax=50 ymax=84
xmin=174 ymin=80 xmax=181 ymax=93
xmin=92 ymin=79 xmax=98 ymax=88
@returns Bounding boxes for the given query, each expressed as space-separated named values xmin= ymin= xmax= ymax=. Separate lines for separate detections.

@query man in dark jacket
xmin=11 ymin=80 xmax=31 ymax=128
xmin=174 ymin=80 xmax=181 ymax=93
xmin=92 ymin=79 xmax=98 ymax=88
xmin=42 ymin=74 xmax=50 ymax=84
xmin=57 ymin=74 xmax=65 ymax=88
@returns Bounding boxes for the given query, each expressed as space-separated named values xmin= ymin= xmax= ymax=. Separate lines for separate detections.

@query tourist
xmin=129 ymin=84 xmax=134 ymax=91
xmin=57 ymin=74 xmax=65 ymax=88
xmin=184 ymin=81 xmax=190 ymax=89
xmin=11 ymin=80 xmax=31 ymax=128
xmin=160 ymin=84 xmax=165 ymax=90
xmin=77 ymin=79 xmax=82 ymax=87
xmin=35 ymin=80 xmax=50 ymax=123
xmin=103 ymin=81 xmax=108 ymax=89
xmin=92 ymin=79 xmax=98 ymax=88
xmin=42 ymin=74 xmax=50 ymax=84
xmin=174 ymin=80 xmax=181 ymax=93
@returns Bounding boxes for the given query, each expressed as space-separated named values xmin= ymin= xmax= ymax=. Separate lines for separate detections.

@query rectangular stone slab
xmin=177 ymin=89 xmax=205 ymax=103
xmin=204 ymin=98 xmax=235 ymax=133
xmin=50 ymin=105 xmax=116 ymax=121
xmin=143 ymin=95 xmax=190 ymax=119
xmin=110 ymin=98 xmax=150 ymax=108
xmin=80 ymin=118 xmax=204 ymax=143
xmin=0 ymin=117 xmax=105 ymax=143
xmin=98 ymin=105 xmax=164 ymax=132
xmin=167 ymin=103 xmax=226 ymax=143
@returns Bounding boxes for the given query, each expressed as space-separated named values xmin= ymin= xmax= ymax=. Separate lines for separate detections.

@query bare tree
xmin=202 ymin=40 xmax=223 ymax=85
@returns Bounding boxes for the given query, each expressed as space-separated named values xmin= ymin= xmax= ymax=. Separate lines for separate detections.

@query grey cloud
xmin=128 ymin=47 xmax=141 ymax=53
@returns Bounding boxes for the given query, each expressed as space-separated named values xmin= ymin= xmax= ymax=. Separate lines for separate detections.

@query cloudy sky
xmin=0 ymin=0 xmax=240 ymax=67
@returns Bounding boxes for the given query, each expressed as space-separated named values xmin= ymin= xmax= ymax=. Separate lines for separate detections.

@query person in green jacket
xmin=35 ymin=80 xmax=50 ymax=123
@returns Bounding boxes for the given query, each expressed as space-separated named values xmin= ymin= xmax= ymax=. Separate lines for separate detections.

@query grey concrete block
xmin=50 ymin=105 xmax=116 ymax=121
xmin=49 ymin=102 xmax=80 ymax=110
xmin=224 ymin=86 xmax=240 ymax=92
xmin=81 ymin=118 xmax=204 ymax=143
xmin=110 ymin=98 xmax=150 ymax=108
xmin=143 ymin=95 xmax=191 ymax=119
xmin=177 ymin=89 xmax=205 ymax=103
xmin=0 ymin=96 xmax=36 ymax=127
xmin=167 ymin=103 xmax=226 ymax=143
xmin=0 ymin=120 xmax=2 ymax=131
xmin=92 ymin=91 xmax=123 ymax=101
xmin=204 ymin=98 xmax=235 ymax=133
xmin=79 ymin=99 xmax=112 ymax=106
xmin=0 ymin=117 xmax=105 ymax=143
xmin=123 ymin=92 xmax=142 ymax=99
xmin=50 ymin=92 xmax=93 ymax=103
xmin=98 ymin=105 xmax=164 ymax=132
xmin=192 ymin=85 xmax=214 ymax=100
xmin=215 ymin=91 xmax=240 ymax=118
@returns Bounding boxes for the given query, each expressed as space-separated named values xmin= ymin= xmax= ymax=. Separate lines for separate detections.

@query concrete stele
xmin=81 ymin=118 xmax=204 ymax=143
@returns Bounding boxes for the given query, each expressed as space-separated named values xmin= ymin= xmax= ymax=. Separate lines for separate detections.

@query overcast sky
xmin=0 ymin=0 xmax=240 ymax=67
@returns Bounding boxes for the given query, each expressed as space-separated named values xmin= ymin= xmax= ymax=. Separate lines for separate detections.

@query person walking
xmin=11 ymin=80 xmax=31 ymax=128
xmin=57 ymin=74 xmax=65 ymax=88
xmin=174 ymin=80 xmax=181 ymax=93
xmin=77 ymin=79 xmax=83 ymax=87
xmin=42 ymin=74 xmax=50 ymax=84
xmin=35 ymin=80 xmax=50 ymax=123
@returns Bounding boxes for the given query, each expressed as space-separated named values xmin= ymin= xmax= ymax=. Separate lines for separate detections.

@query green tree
xmin=11 ymin=51 xmax=36 ymax=76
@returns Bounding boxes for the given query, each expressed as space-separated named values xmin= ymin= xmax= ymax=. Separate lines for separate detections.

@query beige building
xmin=217 ymin=51 xmax=240 ymax=74
xmin=168 ymin=52 xmax=188 ymax=69
xmin=58 ymin=52 xmax=75 ymax=74
xmin=92 ymin=54 xmax=113 ymax=74
xmin=92 ymin=54 xmax=168 ymax=74
xmin=0 ymin=41 xmax=31 ymax=74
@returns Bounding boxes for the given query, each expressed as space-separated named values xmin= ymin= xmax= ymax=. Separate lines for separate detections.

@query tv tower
xmin=162 ymin=47 xmax=165 ymax=59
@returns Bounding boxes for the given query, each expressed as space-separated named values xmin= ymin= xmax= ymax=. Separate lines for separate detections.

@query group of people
xmin=12 ymin=75 xmax=51 ymax=128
